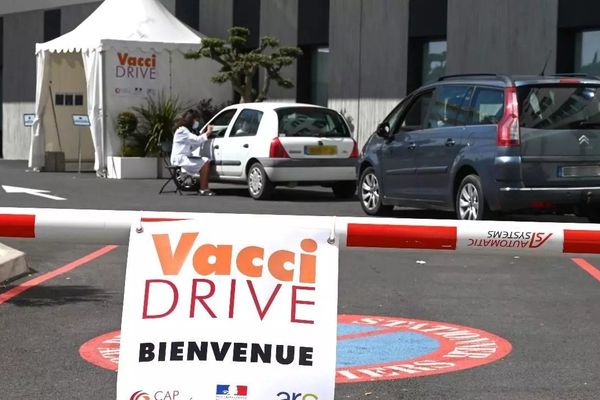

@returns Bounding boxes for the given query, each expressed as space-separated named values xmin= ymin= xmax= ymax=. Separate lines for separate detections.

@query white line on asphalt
xmin=2 ymin=185 xmax=67 ymax=201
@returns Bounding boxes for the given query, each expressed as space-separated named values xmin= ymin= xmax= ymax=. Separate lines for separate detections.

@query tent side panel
xmin=46 ymin=53 xmax=95 ymax=168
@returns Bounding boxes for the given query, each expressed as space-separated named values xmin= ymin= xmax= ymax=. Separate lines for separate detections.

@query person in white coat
xmin=171 ymin=109 xmax=215 ymax=195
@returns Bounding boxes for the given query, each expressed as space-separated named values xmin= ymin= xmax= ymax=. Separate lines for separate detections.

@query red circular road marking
xmin=79 ymin=315 xmax=512 ymax=382
xmin=336 ymin=315 xmax=512 ymax=382
xmin=80 ymin=330 xmax=120 ymax=371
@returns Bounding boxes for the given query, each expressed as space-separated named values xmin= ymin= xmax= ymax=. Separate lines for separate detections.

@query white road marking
xmin=2 ymin=185 xmax=67 ymax=201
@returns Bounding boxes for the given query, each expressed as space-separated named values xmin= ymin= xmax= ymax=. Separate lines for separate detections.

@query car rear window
xmin=276 ymin=107 xmax=350 ymax=138
xmin=518 ymin=85 xmax=600 ymax=129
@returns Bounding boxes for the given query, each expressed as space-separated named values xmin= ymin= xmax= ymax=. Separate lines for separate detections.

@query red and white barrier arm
xmin=0 ymin=207 xmax=599 ymax=256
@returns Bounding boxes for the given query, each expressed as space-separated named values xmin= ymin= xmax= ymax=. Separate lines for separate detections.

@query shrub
xmin=116 ymin=111 xmax=138 ymax=139
xmin=194 ymin=98 xmax=234 ymax=125
xmin=133 ymin=93 xmax=184 ymax=155
xmin=116 ymin=112 xmax=146 ymax=156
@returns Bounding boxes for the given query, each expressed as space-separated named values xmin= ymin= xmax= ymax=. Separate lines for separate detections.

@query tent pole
xmin=47 ymin=82 xmax=64 ymax=153
xmin=100 ymin=49 xmax=107 ymax=178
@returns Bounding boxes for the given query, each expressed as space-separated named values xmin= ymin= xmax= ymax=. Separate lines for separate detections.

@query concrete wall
xmin=328 ymin=0 xmax=409 ymax=146
xmin=447 ymin=0 xmax=559 ymax=75
xmin=259 ymin=0 xmax=298 ymax=101
xmin=0 ymin=0 xmax=98 ymax=15
xmin=2 ymin=11 xmax=44 ymax=159
xmin=0 ymin=0 xmax=174 ymax=16
xmin=199 ymin=0 xmax=233 ymax=38
xmin=60 ymin=2 xmax=100 ymax=33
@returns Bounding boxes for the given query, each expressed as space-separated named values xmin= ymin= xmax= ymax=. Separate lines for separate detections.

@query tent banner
xmin=116 ymin=217 xmax=339 ymax=400
xmin=106 ymin=49 xmax=169 ymax=99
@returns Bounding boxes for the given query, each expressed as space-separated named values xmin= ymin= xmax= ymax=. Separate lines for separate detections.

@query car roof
xmin=223 ymin=102 xmax=328 ymax=112
xmin=426 ymin=74 xmax=600 ymax=89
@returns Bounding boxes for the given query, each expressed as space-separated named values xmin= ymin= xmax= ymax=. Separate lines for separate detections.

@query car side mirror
xmin=376 ymin=122 xmax=391 ymax=138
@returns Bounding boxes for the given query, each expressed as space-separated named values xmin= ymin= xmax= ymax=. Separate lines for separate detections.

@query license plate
xmin=560 ymin=165 xmax=600 ymax=177
xmin=305 ymin=145 xmax=337 ymax=156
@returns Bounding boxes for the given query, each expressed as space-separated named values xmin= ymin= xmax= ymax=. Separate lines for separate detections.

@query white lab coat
xmin=170 ymin=126 xmax=210 ymax=176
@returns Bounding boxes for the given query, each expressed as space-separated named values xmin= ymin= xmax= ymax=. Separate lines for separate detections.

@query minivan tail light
xmin=350 ymin=139 xmax=359 ymax=158
xmin=497 ymin=86 xmax=520 ymax=147
xmin=269 ymin=137 xmax=289 ymax=158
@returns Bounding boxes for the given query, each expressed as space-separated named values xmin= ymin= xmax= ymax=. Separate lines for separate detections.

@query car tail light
xmin=350 ymin=139 xmax=359 ymax=158
xmin=269 ymin=137 xmax=289 ymax=158
xmin=497 ymin=86 xmax=520 ymax=147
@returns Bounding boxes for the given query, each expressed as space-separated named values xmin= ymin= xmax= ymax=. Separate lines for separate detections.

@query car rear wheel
xmin=359 ymin=167 xmax=393 ymax=216
xmin=247 ymin=162 xmax=274 ymax=200
xmin=332 ymin=181 xmax=356 ymax=199
xmin=456 ymin=174 xmax=487 ymax=220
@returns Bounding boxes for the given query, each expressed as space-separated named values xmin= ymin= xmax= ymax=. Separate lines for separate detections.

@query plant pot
xmin=106 ymin=156 xmax=158 ymax=179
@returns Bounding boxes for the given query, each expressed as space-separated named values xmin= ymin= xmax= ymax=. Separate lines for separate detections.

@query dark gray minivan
xmin=358 ymin=74 xmax=600 ymax=221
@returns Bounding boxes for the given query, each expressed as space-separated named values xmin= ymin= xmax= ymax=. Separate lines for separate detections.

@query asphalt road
xmin=1 ymin=160 xmax=599 ymax=400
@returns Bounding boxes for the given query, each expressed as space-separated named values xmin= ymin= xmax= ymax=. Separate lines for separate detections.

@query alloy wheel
xmin=361 ymin=172 xmax=381 ymax=212
xmin=458 ymin=182 xmax=480 ymax=220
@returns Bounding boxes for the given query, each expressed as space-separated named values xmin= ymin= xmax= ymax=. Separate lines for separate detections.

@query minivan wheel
xmin=359 ymin=167 xmax=393 ymax=216
xmin=456 ymin=174 xmax=486 ymax=220
xmin=332 ymin=181 xmax=356 ymax=199
xmin=247 ymin=162 xmax=274 ymax=200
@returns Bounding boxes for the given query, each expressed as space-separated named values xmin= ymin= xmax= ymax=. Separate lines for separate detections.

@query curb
xmin=0 ymin=242 xmax=29 ymax=283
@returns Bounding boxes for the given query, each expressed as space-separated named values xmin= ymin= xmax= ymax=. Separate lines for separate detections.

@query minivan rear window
xmin=518 ymin=85 xmax=600 ymax=129
xmin=276 ymin=107 xmax=350 ymax=137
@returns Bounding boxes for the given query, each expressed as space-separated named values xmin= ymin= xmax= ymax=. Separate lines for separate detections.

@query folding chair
xmin=158 ymin=142 xmax=200 ymax=195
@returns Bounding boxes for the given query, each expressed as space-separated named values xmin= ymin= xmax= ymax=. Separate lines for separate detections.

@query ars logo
xmin=277 ymin=393 xmax=318 ymax=400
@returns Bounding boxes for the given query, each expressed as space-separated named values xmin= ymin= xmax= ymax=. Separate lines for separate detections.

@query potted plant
xmin=106 ymin=111 xmax=157 ymax=179
xmin=133 ymin=93 xmax=184 ymax=178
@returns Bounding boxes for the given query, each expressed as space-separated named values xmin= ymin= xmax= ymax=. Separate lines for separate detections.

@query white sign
xmin=117 ymin=217 xmax=339 ymax=400
xmin=72 ymin=115 xmax=91 ymax=127
xmin=23 ymin=114 xmax=35 ymax=127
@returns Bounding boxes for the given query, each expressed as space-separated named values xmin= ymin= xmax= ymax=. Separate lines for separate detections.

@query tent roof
xmin=36 ymin=0 xmax=202 ymax=53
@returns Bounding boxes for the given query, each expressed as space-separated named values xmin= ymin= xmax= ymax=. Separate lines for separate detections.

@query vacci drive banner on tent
xmin=117 ymin=217 xmax=339 ymax=400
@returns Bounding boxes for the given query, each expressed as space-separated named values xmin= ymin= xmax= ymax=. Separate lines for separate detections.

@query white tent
xmin=30 ymin=0 xmax=229 ymax=174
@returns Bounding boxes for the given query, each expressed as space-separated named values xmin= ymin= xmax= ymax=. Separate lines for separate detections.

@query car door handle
xmin=445 ymin=138 xmax=456 ymax=147
xmin=214 ymin=145 xmax=219 ymax=149
xmin=408 ymin=142 xmax=417 ymax=150
xmin=243 ymin=144 xmax=249 ymax=148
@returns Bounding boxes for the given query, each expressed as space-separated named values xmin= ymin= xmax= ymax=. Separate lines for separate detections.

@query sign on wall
xmin=108 ymin=50 xmax=165 ymax=98
xmin=117 ymin=217 xmax=339 ymax=400
xmin=23 ymin=114 xmax=35 ymax=127
xmin=72 ymin=115 xmax=91 ymax=127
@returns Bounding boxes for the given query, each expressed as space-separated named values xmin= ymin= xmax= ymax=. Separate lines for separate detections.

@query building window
xmin=575 ymin=30 xmax=600 ymax=75
xmin=422 ymin=40 xmax=447 ymax=85
xmin=310 ymin=47 xmax=329 ymax=107
xmin=55 ymin=93 xmax=84 ymax=107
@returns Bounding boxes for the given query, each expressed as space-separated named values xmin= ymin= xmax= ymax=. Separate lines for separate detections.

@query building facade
xmin=2 ymin=0 xmax=600 ymax=159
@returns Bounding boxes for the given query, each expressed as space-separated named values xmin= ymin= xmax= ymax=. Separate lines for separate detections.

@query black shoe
xmin=199 ymin=190 xmax=215 ymax=196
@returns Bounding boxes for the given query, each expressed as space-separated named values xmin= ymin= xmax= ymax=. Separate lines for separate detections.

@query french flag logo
xmin=216 ymin=385 xmax=248 ymax=397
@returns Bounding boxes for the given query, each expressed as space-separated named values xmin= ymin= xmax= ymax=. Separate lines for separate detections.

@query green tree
xmin=185 ymin=27 xmax=303 ymax=103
